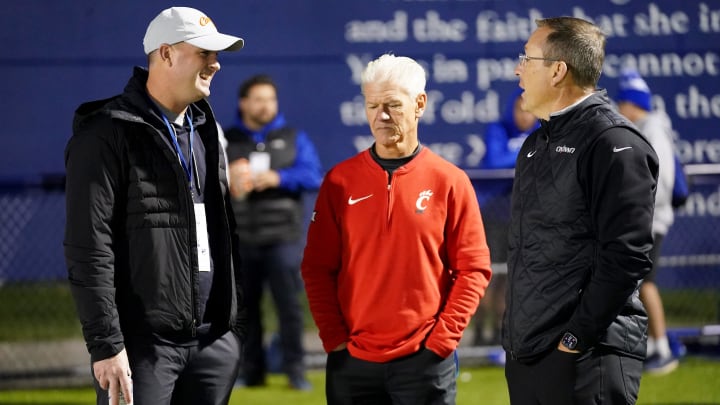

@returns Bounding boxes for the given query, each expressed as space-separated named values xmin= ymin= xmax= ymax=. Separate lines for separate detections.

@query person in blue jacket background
xmin=473 ymin=87 xmax=539 ymax=348
xmin=224 ymin=74 xmax=323 ymax=390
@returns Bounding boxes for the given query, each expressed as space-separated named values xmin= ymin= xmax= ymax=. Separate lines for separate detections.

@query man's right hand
xmin=332 ymin=342 xmax=348 ymax=351
xmin=228 ymin=158 xmax=253 ymax=198
xmin=93 ymin=348 xmax=133 ymax=405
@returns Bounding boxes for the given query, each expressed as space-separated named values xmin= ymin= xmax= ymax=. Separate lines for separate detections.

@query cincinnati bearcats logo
xmin=415 ymin=190 xmax=433 ymax=213
xmin=199 ymin=16 xmax=213 ymax=27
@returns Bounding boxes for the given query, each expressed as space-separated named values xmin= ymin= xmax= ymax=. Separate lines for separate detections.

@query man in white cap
xmin=64 ymin=7 xmax=245 ymax=405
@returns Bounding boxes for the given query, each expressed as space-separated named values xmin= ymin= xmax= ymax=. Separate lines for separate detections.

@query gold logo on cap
xmin=199 ymin=16 xmax=212 ymax=26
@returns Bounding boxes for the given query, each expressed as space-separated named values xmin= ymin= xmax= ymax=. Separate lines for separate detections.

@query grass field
xmin=1 ymin=282 xmax=718 ymax=403
xmin=0 ymin=357 xmax=718 ymax=404
xmin=0 ymin=282 xmax=718 ymax=341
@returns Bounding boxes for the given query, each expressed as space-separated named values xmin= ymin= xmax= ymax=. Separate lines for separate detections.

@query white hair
xmin=360 ymin=53 xmax=427 ymax=99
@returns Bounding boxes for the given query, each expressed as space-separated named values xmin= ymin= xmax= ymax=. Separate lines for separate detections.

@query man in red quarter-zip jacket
xmin=301 ymin=53 xmax=492 ymax=405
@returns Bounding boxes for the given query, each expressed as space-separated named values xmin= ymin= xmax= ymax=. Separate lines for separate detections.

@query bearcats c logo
xmin=415 ymin=190 xmax=433 ymax=213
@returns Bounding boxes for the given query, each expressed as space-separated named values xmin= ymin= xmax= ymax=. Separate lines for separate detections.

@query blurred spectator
xmin=616 ymin=68 xmax=679 ymax=375
xmin=224 ymin=74 xmax=322 ymax=390
xmin=473 ymin=87 xmax=538 ymax=348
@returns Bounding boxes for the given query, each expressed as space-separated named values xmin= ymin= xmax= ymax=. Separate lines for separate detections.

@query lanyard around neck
xmin=161 ymin=112 xmax=195 ymax=187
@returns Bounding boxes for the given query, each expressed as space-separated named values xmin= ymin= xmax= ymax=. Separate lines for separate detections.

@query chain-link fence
xmin=0 ymin=178 xmax=90 ymax=389
xmin=1 ymin=169 xmax=718 ymax=388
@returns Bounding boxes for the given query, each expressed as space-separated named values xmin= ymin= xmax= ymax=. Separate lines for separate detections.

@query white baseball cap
xmin=143 ymin=7 xmax=244 ymax=55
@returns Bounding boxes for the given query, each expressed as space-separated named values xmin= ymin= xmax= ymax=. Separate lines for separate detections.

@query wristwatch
xmin=561 ymin=332 xmax=578 ymax=350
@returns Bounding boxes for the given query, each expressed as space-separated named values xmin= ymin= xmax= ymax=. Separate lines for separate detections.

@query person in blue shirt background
xmin=225 ymin=74 xmax=323 ymax=390
xmin=473 ymin=87 xmax=539 ymax=349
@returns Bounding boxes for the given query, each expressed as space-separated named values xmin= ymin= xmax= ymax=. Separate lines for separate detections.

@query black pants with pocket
xmin=93 ymin=330 xmax=241 ymax=405
xmin=326 ymin=348 xmax=457 ymax=405
xmin=505 ymin=347 xmax=642 ymax=405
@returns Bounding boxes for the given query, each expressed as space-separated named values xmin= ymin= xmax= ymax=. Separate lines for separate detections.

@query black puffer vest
xmin=225 ymin=126 xmax=303 ymax=245
xmin=503 ymin=91 xmax=656 ymax=362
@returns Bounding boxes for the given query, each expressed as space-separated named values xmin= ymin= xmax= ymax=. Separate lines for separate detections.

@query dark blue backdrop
xmin=1 ymin=0 xmax=718 ymax=283
xmin=3 ymin=0 xmax=719 ymax=178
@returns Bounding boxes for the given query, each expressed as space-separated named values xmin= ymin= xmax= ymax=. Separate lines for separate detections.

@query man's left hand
xmin=557 ymin=342 xmax=580 ymax=353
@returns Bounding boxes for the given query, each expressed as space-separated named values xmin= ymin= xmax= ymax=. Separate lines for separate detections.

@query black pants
xmin=93 ymin=331 xmax=241 ymax=405
xmin=505 ymin=348 xmax=642 ymax=405
xmin=325 ymin=348 xmax=457 ymax=405
xmin=239 ymin=241 xmax=306 ymax=383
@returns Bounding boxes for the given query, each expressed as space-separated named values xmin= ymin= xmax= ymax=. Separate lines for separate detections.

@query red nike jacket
xmin=301 ymin=147 xmax=492 ymax=362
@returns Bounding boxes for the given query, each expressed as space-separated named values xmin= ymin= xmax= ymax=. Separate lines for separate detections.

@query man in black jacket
xmin=503 ymin=17 xmax=658 ymax=404
xmin=64 ymin=7 xmax=245 ymax=405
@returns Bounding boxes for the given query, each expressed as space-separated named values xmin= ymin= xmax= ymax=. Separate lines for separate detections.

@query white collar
xmin=549 ymin=93 xmax=594 ymax=118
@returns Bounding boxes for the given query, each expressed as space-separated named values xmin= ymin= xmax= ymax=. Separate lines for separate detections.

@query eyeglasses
xmin=518 ymin=53 xmax=559 ymax=67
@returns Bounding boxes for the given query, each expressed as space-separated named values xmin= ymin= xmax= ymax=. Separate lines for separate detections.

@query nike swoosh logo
xmin=348 ymin=194 xmax=373 ymax=205
xmin=527 ymin=150 xmax=537 ymax=158
xmin=613 ymin=146 xmax=632 ymax=152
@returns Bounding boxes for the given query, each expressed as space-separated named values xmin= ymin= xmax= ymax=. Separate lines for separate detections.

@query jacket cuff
xmin=321 ymin=334 xmax=349 ymax=354
xmin=88 ymin=340 xmax=125 ymax=363
xmin=565 ymin=323 xmax=595 ymax=352
xmin=424 ymin=337 xmax=456 ymax=359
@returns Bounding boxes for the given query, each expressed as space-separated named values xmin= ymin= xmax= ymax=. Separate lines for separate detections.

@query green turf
xmin=0 ymin=282 xmax=81 ymax=341
xmin=0 ymin=358 xmax=718 ymax=404
xmin=663 ymin=289 xmax=720 ymax=326
xmin=0 ymin=282 xmax=717 ymax=404
xmin=0 ymin=282 xmax=717 ymax=342
xmin=0 ymin=387 xmax=96 ymax=404
xmin=0 ymin=281 xmax=317 ymax=342
xmin=638 ymin=357 xmax=720 ymax=403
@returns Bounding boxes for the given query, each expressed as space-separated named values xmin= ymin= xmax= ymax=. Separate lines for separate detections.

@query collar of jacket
xmin=538 ymin=90 xmax=611 ymax=142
